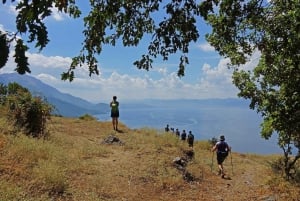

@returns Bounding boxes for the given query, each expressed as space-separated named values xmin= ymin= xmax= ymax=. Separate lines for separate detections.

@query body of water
xmin=96 ymin=100 xmax=281 ymax=155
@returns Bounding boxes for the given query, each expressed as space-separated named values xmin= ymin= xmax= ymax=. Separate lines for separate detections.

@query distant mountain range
xmin=0 ymin=73 xmax=110 ymax=117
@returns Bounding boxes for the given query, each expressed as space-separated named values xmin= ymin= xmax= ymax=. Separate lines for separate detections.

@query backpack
xmin=217 ymin=141 xmax=229 ymax=157
xmin=181 ymin=132 xmax=186 ymax=140
xmin=187 ymin=134 xmax=194 ymax=142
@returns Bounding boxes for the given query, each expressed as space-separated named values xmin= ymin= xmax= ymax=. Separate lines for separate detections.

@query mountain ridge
xmin=0 ymin=73 xmax=109 ymax=117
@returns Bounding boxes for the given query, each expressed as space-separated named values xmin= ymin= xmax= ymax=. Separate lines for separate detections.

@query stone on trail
xmin=101 ymin=135 xmax=124 ymax=145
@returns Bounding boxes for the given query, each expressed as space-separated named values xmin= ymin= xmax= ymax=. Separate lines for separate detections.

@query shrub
xmin=2 ymin=82 xmax=53 ymax=138
xmin=79 ymin=114 xmax=97 ymax=121
xmin=33 ymin=160 xmax=68 ymax=197
xmin=271 ymin=156 xmax=300 ymax=182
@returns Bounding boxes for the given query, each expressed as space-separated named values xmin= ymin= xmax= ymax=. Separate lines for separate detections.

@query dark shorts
xmin=217 ymin=152 xmax=228 ymax=164
xmin=111 ymin=110 xmax=119 ymax=118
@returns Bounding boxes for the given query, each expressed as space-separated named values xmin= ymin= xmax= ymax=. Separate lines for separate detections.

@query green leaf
xmin=0 ymin=32 xmax=9 ymax=68
xmin=14 ymin=39 xmax=30 ymax=74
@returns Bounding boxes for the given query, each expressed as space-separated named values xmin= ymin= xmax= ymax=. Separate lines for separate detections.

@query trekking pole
xmin=230 ymin=151 xmax=233 ymax=175
xmin=211 ymin=151 xmax=214 ymax=172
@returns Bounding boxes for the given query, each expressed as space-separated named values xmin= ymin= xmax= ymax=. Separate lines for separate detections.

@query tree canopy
xmin=203 ymin=0 xmax=300 ymax=179
xmin=1 ymin=0 xmax=300 ymax=179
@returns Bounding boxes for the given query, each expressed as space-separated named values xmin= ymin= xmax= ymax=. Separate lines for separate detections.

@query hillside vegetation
xmin=0 ymin=115 xmax=299 ymax=201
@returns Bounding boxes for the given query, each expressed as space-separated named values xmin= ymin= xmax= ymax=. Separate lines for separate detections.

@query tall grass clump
xmin=0 ymin=133 xmax=70 ymax=198
xmin=0 ymin=181 xmax=23 ymax=201
xmin=32 ymin=160 xmax=68 ymax=196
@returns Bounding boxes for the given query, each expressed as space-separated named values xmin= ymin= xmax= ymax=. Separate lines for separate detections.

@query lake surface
xmin=96 ymin=99 xmax=281 ymax=155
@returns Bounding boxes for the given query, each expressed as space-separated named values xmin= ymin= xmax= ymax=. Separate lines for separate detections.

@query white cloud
xmin=197 ymin=43 xmax=215 ymax=52
xmin=50 ymin=7 xmax=69 ymax=21
xmin=29 ymin=53 xmax=72 ymax=69
xmin=241 ymin=50 xmax=261 ymax=71
xmin=36 ymin=73 xmax=58 ymax=82
xmin=51 ymin=9 xmax=64 ymax=21
xmin=155 ymin=67 xmax=168 ymax=75
xmin=4 ymin=1 xmax=68 ymax=21
xmin=1 ymin=46 xmax=261 ymax=103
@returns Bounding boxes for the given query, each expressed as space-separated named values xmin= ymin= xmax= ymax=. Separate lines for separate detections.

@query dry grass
xmin=0 ymin=115 xmax=299 ymax=201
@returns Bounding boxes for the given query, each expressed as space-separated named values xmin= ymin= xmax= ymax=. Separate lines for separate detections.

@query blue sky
xmin=0 ymin=1 xmax=260 ymax=103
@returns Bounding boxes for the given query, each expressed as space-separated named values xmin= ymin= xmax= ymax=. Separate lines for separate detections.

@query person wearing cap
xmin=211 ymin=135 xmax=231 ymax=178
xmin=110 ymin=96 xmax=119 ymax=131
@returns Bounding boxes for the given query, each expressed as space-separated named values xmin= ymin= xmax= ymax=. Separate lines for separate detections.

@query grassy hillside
xmin=0 ymin=115 xmax=299 ymax=201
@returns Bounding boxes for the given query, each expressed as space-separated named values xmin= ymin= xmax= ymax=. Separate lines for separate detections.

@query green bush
xmin=79 ymin=113 xmax=97 ymax=121
xmin=1 ymin=82 xmax=53 ymax=138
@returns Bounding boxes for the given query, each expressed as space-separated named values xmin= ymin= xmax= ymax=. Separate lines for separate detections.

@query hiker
xmin=181 ymin=130 xmax=187 ymax=141
xmin=110 ymin=96 xmax=119 ymax=131
xmin=175 ymin=128 xmax=180 ymax=137
xmin=165 ymin=124 xmax=170 ymax=132
xmin=187 ymin=131 xmax=194 ymax=147
xmin=211 ymin=135 xmax=231 ymax=178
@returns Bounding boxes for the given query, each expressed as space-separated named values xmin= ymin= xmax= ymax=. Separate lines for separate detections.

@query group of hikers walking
xmin=165 ymin=124 xmax=195 ymax=148
xmin=110 ymin=96 xmax=232 ymax=179
xmin=165 ymin=124 xmax=231 ymax=179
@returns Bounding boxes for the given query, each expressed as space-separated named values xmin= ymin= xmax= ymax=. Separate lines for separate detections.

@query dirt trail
xmin=204 ymin=156 xmax=276 ymax=201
